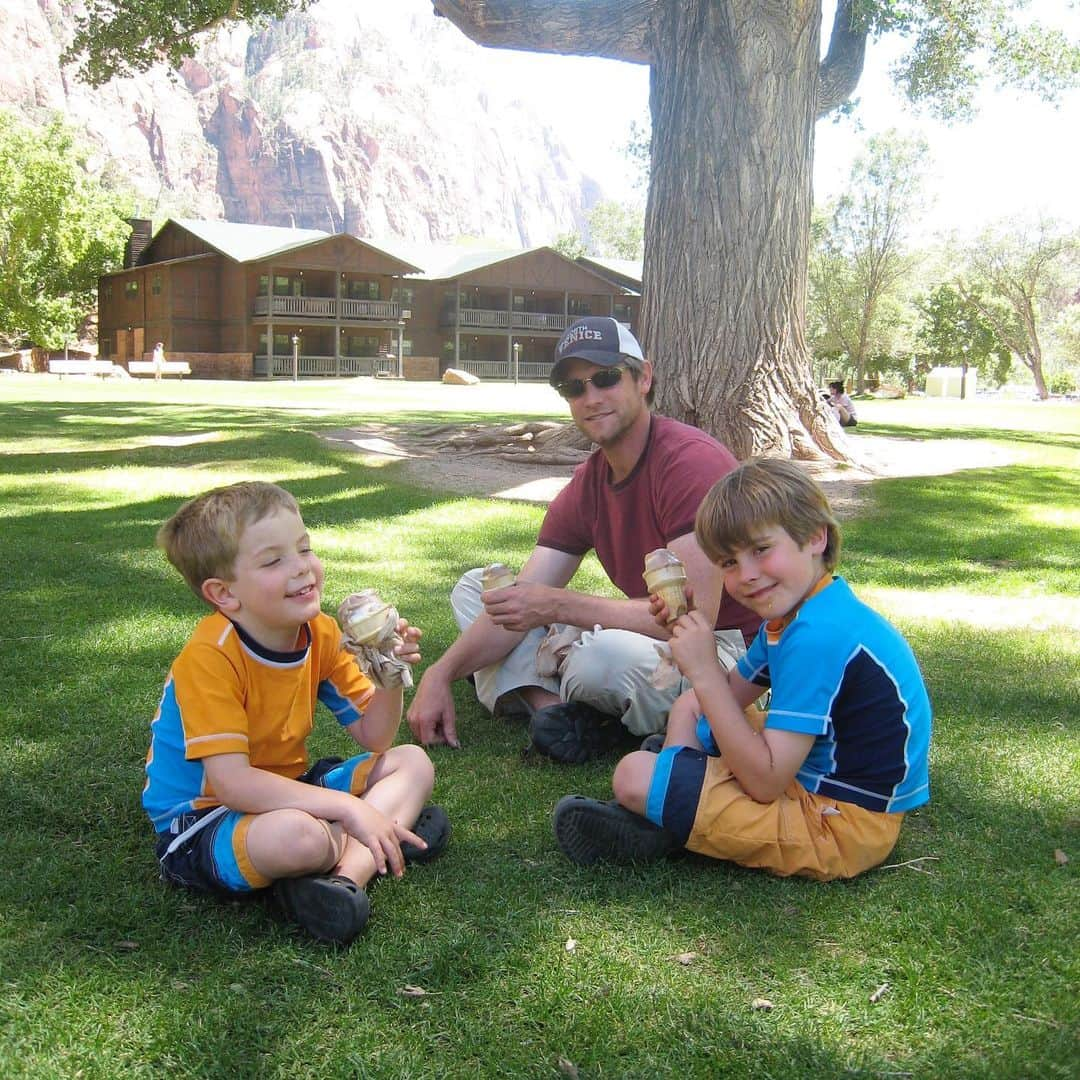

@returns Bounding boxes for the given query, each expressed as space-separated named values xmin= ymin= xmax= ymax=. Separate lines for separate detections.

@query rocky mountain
xmin=0 ymin=0 xmax=604 ymax=245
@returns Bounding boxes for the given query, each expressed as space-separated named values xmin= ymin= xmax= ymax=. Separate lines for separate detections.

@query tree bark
xmin=643 ymin=1 xmax=842 ymax=458
xmin=434 ymin=0 xmax=859 ymax=460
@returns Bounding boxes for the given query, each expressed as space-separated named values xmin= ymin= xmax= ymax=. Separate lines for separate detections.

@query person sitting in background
xmin=827 ymin=380 xmax=857 ymax=426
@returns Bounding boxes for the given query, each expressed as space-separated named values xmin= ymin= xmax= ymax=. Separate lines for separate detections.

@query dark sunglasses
xmin=555 ymin=365 xmax=627 ymax=399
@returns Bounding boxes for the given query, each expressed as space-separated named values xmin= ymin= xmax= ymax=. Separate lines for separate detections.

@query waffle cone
xmin=656 ymin=583 xmax=688 ymax=622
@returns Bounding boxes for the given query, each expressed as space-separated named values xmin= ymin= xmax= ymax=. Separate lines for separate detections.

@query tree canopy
xmin=0 ymin=112 xmax=130 ymax=351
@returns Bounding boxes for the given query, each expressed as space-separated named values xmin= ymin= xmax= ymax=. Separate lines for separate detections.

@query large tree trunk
xmin=644 ymin=1 xmax=840 ymax=459
xmin=432 ymin=0 xmax=865 ymax=461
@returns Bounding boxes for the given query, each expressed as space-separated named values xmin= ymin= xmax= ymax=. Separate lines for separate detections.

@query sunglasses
xmin=555 ymin=365 xmax=627 ymax=399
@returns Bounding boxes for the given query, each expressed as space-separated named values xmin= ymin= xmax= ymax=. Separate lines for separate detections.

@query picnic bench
xmin=128 ymin=359 xmax=191 ymax=378
xmin=48 ymin=358 xmax=115 ymax=377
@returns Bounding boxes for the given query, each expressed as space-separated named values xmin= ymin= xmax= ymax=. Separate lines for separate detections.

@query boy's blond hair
xmin=695 ymin=457 xmax=841 ymax=571
xmin=157 ymin=481 xmax=300 ymax=600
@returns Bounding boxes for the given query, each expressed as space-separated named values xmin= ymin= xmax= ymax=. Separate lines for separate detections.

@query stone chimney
xmin=124 ymin=219 xmax=153 ymax=268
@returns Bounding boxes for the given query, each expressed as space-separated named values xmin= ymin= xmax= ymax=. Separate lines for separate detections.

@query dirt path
xmin=320 ymin=422 xmax=1024 ymax=519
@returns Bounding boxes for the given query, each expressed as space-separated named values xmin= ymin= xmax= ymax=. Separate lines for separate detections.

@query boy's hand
xmin=668 ymin=608 xmax=722 ymax=685
xmin=393 ymin=619 xmax=422 ymax=666
xmin=342 ymin=799 xmax=425 ymax=879
xmin=649 ymin=584 xmax=695 ymax=635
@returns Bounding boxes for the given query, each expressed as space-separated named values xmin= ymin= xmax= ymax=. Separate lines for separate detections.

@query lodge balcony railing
xmin=252 ymin=296 xmax=402 ymax=321
xmin=450 ymin=309 xmax=575 ymax=331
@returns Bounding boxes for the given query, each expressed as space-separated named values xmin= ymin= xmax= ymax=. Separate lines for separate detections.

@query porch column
xmin=507 ymin=285 xmax=514 ymax=378
xmin=267 ymin=263 xmax=274 ymax=379
xmin=334 ymin=271 xmax=342 ymax=376
xmin=454 ymin=284 xmax=461 ymax=367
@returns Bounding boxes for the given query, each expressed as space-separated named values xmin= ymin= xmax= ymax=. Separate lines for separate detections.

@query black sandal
xmin=273 ymin=873 xmax=370 ymax=944
xmin=553 ymin=795 xmax=678 ymax=866
xmin=401 ymin=804 xmax=451 ymax=865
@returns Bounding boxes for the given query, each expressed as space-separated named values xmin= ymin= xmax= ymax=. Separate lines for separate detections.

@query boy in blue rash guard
xmin=145 ymin=481 xmax=449 ymax=944
xmin=554 ymin=457 xmax=932 ymax=880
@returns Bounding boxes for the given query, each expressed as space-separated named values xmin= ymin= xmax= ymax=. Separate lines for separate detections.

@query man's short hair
xmin=695 ymin=457 xmax=841 ymax=571
xmin=157 ymin=481 xmax=300 ymax=599
xmin=550 ymin=316 xmax=653 ymax=403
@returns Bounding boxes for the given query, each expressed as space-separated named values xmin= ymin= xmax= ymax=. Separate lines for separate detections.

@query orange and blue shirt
xmin=143 ymin=611 xmax=375 ymax=833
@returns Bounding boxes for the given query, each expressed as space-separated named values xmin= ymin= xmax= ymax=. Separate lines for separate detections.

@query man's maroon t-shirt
xmin=536 ymin=414 xmax=761 ymax=644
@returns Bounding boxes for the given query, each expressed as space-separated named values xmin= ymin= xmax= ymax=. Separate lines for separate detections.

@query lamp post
xmin=513 ymin=341 xmax=521 ymax=386
xmin=959 ymin=342 xmax=969 ymax=401
xmin=397 ymin=319 xmax=405 ymax=379
xmin=292 ymin=334 xmax=299 ymax=383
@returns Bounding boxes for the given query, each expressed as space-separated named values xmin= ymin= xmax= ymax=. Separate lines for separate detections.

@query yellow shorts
xmin=645 ymin=748 xmax=903 ymax=881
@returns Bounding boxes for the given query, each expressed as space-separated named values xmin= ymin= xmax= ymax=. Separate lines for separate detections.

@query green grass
xmin=1 ymin=376 xmax=1077 ymax=1078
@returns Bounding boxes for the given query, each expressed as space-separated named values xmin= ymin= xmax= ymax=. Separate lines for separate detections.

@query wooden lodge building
xmin=98 ymin=219 xmax=642 ymax=381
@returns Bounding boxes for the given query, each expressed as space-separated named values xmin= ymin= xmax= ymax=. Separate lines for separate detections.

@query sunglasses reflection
xmin=556 ymin=366 xmax=627 ymax=399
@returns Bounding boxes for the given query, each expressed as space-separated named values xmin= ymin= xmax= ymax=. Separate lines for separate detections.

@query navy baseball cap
xmin=550 ymin=317 xmax=644 ymax=386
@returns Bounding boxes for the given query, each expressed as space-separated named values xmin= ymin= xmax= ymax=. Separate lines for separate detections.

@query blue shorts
xmin=155 ymin=754 xmax=376 ymax=895
xmin=644 ymin=745 xmax=711 ymax=845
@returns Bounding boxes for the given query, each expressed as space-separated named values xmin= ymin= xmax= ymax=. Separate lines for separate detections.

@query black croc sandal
xmin=401 ymin=804 xmax=451 ymax=865
xmin=273 ymin=873 xmax=370 ymax=944
xmin=553 ymin=795 xmax=678 ymax=866
xmin=529 ymin=702 xmax=626 ymax=764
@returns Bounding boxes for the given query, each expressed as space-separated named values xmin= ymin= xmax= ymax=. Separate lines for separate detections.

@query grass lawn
xmin=1 ymin=376 xmax=1076 ymax=1078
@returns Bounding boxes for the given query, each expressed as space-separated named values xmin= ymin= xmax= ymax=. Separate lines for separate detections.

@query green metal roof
xmin=171 ymin=219 xmax=332 ymax=262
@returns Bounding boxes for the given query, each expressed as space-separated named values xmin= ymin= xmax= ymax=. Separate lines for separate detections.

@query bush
xmin=1047 ymin=370 xmax=1076 ymax=395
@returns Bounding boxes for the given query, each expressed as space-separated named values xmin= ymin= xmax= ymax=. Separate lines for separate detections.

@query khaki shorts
xmin=646 ymin=747 xmax=903 ymax=881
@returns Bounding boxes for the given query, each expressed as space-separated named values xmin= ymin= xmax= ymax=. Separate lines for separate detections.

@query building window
xmin=568 ymin=297 xmax=591 ymax=317
xmin=391 ymin=285 xmax=414 ymax=306
xmin=402 ymin=338 xmax=413 ymax=358
xmin=274 ymin=275 xmax=299 ymax=297
xmin=349 ymin=280 xmax=380 ymax=301
xmin=103 ymin=282 xmax=113 ymax=301
xmin=258 ymin=332 xmax=297 ymax=356
xmin=344 ymin=334 xmax=381 ymax=357
xmin=614 ymin=301 xmax=632 ymax=322
xmin=125 ymin=280 xmax=139 ymax=298
xmin=258 ymin=275 xmax=269 ymax=296
xmin=151 ymin=275 xmax=162 ymax=296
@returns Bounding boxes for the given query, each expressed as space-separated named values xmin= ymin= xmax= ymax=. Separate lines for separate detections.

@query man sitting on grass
xmin=407 ymin=317 xmax=759 ymax=763
xmin=554 ymin=458 xmax=932 ymax=880
xmin=144 ymin=481 xmax=449 ymax=945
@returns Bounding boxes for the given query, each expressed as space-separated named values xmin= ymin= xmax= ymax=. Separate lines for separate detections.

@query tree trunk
xmin=432 ymin=0 xmax=864 ymax=460
xmin=644 ymin=1 xmax=842 ymax=459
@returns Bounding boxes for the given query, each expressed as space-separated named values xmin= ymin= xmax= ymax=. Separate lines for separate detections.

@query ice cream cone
xmin=481 ymin=562 xmax=516 ymax=592
xmin=338 ymin=590 xmax=394 ymax=646
xmin=642 ymin=549 xmax=688 ymax=623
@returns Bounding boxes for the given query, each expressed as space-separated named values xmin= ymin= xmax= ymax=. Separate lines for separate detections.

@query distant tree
xmin=1051 ymin=303 xmax=1080 ymax=367
xmin=916 ymin=283 xmax=1012 ymax=389
xmin=551 ymin=232 xmax=586 ymax=260
xmin=586 ymin=200 xmax=644 ymax=261
xmin=808 ymin=133 xmax=929 ymax=392
xmin=625 ymin=120 xmax=650 ymax=195
xmin=959 ymin=221 xmax=1080 ymax=399
xmin=0 ymin=111 xmax=130 ymax=351
xmin=64 ymin=1 xmax=1080 ymax=459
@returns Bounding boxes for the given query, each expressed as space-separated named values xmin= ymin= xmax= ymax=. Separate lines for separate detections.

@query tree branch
xmin=817 ymin=0 xmax=867 ymax=118
xmin=431 ymin=0 xmax=655 ymax=64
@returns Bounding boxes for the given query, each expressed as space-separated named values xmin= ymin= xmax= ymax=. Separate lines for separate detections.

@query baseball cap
xmin=549 ymin=316 xmax=644 ymax=386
